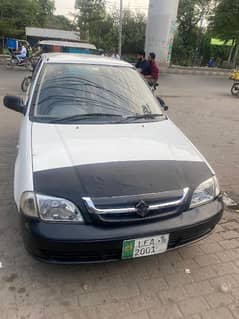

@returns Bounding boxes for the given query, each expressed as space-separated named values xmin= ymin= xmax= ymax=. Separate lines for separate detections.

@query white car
xmin=4 ymin=54 xmax=223 ymax=263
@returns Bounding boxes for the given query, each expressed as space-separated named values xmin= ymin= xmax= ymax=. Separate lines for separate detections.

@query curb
xmin=163 ymin=66 xmax=232 ymax=77
xmin=167 ymin=70 xmax=228 ymax=77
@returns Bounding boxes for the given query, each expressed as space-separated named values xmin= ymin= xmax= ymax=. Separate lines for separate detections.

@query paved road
xmin=0 ymin=67 xmax=239 ymax=319
xmin=161 ymin=73 xmax=239 ymax=198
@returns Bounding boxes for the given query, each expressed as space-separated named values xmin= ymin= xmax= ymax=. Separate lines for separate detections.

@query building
xmin=25 ymin=27 xmax=81 ymax=47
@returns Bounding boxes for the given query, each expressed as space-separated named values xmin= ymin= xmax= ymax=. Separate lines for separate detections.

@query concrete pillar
xmin=145 ymin=0 xmax=179 ymax=67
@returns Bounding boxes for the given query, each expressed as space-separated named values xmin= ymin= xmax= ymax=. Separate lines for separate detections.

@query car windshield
xmin=32 ymin=63 xmax=163 ymax=123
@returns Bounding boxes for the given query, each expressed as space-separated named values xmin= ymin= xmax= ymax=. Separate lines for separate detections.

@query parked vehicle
xmin=3 ymin=54 xmax=223 ymax=263
xmin=36 ymin=40 xmax=97 ymax=55
xmin=229 ymin=70 xmax=239 ymax=96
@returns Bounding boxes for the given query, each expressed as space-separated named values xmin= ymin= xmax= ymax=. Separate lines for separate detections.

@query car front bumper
xmin=21 ymin=198 xmax=223 ymax=264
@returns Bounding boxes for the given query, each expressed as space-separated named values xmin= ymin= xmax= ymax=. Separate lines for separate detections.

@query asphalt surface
xmin=161 ymin=73 xmax=239 ymax=198
xmin=0 ymin=66 xmax=239 ymax=319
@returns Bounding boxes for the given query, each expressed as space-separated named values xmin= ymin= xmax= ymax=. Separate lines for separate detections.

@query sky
xmin=54 ymin=0 xmax=149 ymax=17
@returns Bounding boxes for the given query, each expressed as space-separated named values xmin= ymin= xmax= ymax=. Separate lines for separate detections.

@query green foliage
xmin=0 ymin=0 xmax=40 ymax=37
xmin=209 ymin=0 xmax=239 ymax=65
xmin=210 ymin=0 xmax=239 ymax=41
xmin=45 ymin=15 xmax=73 ymax=30
xmin=36 ymin=0 xmax=55 ymax=27
xmin=75 ymin=0 xmax=146 ymax=54
xmin=92 ymin=14 xmax=118 ymax=51
xmin=75 ymin=0 xmax=106 ymax=41
xmin=172 ymin=0 xmax=214 ymax=65
xmin=171 ymin=32 xmax=196 ymax=66
xmin=0 ymin=0 xmax=55 ymax=38
xmin=121 ymin=10 xmax=146 ymax=55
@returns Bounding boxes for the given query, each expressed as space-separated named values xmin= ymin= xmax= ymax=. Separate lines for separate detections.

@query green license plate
xmin=122 ymin=234 xmax=169 ymax=260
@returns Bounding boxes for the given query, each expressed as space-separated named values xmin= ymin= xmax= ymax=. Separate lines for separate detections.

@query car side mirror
xmin=156 ymin=96 xmax=169 ymax=112
xmin=3 ymin=96 xmax=26 ymax=114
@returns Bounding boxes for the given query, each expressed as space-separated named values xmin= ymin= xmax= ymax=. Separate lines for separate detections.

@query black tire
xmin=231 ymin=83 xmax=239 ymax=96
xmin=21 ymin=76 xmax=32 ymax=92
xmin=11 ymin=57 xmax=18 ymax=64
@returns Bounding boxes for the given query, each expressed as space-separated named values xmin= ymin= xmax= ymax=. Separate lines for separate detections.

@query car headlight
xmin=190 ymin=176 xmax=220 ymax=209
xmin=20 ymin=192 xmax=84 ymax=222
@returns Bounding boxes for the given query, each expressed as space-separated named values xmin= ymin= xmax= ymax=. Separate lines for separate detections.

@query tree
xmin=0 ymin=0 xmax=55 ymax=40
xmin=36 ymin=0 xmax=55 ymax=27
xmin=210 ymin=0 xmax=239 ymax=65
xmin=0 ymin=0 xmax=38 ymax=37
xmin=75 ymin=0 xmax=106 ymax=41
xmin=121 ymin=10 xmax=146 ymax=55
xmin=91 ymin=14 xmax=118 ymax=51
xmin=74 ymin=1 xmax=146 ymax=55
xmin=45 ymin=15 xmax=73 ymax=30
xmin=172 ymin=0 xmax=214 ymax=65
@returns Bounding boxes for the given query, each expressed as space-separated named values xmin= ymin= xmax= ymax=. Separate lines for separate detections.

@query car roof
xmin=38 ymin=40 xmax=96 ymax=50
xmin=41 ymin=53 xmax=133 ymax=68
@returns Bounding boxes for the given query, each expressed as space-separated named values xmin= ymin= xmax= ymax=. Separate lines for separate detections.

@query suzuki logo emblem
xmin=135 ymin=200 xmax=150 ymax=217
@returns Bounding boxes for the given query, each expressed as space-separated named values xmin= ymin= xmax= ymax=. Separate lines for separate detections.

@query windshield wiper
xmin=50 ymin=113 xmax=123 ymax=123
xmin=122 ymin=113 xmax=165 ymax=122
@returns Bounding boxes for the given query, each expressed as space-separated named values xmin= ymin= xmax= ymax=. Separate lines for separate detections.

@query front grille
xmin=40 ymin=249 xmax=121 ymax=262
xmin=83 ymin=188 xmax=189 ymax=224
xmin=39 ymin=241 xmax=123 ymax=262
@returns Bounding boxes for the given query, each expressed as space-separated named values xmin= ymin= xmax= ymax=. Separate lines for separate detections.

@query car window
xmin=32 ymin=63 xmax=162 ymax=123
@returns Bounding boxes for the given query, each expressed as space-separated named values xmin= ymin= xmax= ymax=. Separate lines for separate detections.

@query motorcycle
xmin=21 ymin=74 xmax=32 ymax=92
xmin=7 ymin=51 xmax=33 ymax=70
xmin=148 ymin=81 xmax=168 ymax=111
xmin=20 ymin=57 xmax=40 ymax=92
xmin=229 ymin=71 xmax=239 ymax=96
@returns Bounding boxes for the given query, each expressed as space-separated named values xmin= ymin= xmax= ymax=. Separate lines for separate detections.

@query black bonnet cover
xmin=33 ymin=160 xmax=212 ymax=205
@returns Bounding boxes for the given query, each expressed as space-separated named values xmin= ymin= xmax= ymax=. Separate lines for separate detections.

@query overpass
xmin=145 ymin=0 xmax=180 ymax=67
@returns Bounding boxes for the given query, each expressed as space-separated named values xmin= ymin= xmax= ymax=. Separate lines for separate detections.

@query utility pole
xmin=118 ymin=0 xmax=123 ymax=57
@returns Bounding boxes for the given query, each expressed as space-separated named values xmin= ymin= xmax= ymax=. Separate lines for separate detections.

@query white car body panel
xmin=14 ymin=118 xmax=33 ymax=209
xmin=31 ymin=119 xmax=209 ymax=173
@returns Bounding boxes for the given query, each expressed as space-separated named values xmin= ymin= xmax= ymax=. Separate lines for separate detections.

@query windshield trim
xmin=30 ymin=115 xmax=167 ymax=125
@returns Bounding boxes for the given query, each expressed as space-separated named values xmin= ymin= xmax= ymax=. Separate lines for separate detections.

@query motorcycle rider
xmin=135 ymin=51 xmax=150 ymax=76
xmin=16 ymin=43 xmax=27 ymax=63
xmin=144 ymin=52 xmax=167 ymax=109
xmin=145 ymin=52 xmax=159 ymax=83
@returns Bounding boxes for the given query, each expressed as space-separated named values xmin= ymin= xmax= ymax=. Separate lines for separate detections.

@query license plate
xmin=122 ymin=234 xmax=169 ymax=260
